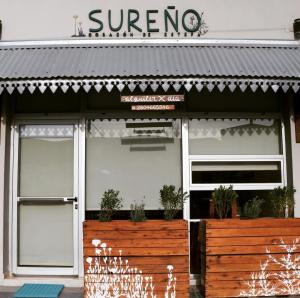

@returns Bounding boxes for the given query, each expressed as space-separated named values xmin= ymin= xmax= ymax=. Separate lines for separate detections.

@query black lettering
xmin=147 ymin=10 xmax=159 ymax=32
xmin=89 ymin=10 xmax=103 ymax=33
xmin=164 ymin=7 xmax=178 ymax=32
xmin=128 ymin=9 xmax=142 ymax=32
xmin=108 ymin=9 xmax=123 ymax=32
xmin=182 ymin=9 xmax=201 ymax=32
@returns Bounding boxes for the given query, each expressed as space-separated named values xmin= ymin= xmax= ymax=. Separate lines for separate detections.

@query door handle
xmin=65 ymin=197 xmax=77 ymax=202
xmin=18 ymin=197 xmax=68 ymax=203
xmin=17 ymin=197 xmax=78 ymax=203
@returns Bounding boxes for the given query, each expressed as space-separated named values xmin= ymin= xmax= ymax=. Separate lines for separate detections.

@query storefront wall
xmin=0 ymin=87 xmax=291 ymax=281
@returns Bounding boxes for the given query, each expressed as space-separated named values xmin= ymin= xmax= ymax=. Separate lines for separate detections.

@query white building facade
xmin=0 ymin=0 xmax=300 ymax=287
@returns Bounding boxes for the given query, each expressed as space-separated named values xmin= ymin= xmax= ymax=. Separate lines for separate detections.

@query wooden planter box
xmin=201 ymin=218 xmax=300 ymax=298
xmin=83 ymin=220 xmax=189 ymax=298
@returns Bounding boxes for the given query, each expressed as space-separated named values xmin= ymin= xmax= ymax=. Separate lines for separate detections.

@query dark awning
xmin=0 ymin=41 xmax=299 ymax=94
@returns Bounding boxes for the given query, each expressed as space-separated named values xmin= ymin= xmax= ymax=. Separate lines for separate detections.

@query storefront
xmin=0 ymin=0 xmax=300 ymax=289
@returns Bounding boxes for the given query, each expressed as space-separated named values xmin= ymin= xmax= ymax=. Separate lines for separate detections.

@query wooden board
xmin=83 ymin=220 xmax=189 ymax=298
xmin=202 ymin=218 xmax=300 ymax=298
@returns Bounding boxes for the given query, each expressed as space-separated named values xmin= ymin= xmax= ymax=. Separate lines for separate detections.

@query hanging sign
xmin=121 ymin=94 xmax=184 ymax=103
xmin=131 ymin=105 xmax=175 ymax=111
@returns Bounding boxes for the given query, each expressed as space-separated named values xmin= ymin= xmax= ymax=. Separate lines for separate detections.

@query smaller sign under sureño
xmin=121 ymin=94 xmax=184 ymax=103
xmin=131 ymin=104 xmax=175 ymax=111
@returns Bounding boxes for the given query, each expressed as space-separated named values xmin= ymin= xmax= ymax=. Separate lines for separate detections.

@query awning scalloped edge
xmin=0 ymin=78 xmax=299 ymax=95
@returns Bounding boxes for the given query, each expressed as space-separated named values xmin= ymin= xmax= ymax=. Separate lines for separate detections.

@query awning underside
xmin=0 ymin=43 xmax=300 ymax=94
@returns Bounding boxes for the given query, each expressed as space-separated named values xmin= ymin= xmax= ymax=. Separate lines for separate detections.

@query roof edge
xmin=0 ymin=38 xmax=299 ymax=48
xmin=1 ymin=77 xmax=299 ymax=95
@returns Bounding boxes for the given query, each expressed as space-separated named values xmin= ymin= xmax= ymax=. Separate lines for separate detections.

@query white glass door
xmin=12 ymin=122 xmax=79 ymax=275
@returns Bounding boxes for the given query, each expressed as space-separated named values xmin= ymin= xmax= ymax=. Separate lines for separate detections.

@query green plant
xmin=130 ymin=202 xmax=147 ymax=222
xmin=242 ymin=196 xmax=264 ymax=219
xmin=212 ymin=185 xmax=238 ymax=219
xmin=99 ymin=189 xmax=123 ymax=222
xmin=160 ymin=185 xmax=189 ymax=220
xmin=269 ymin=186 xmax=296 ymax=218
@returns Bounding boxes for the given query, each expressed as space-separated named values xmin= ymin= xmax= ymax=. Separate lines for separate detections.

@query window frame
xmin=189 ymin=155 xmax=285 ymax=191
xmin=186 ymin=116 xmax=286 ymax=193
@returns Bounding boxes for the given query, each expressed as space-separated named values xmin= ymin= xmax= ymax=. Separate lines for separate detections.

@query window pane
xmin=19 ymin=125 xmax=74 ymax=197
xmin=191 ymin=161 xmax=282 ymax=184
xmin=18 ymin=203 xmax=73 ymax=266
xmin=189 ymin=119 xmax=282 ymax=155
xmin=86 ymin=119 xmax=181 ymax=210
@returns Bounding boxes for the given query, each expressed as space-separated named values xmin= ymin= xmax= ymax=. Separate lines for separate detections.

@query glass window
xmin=19 ymin=125 xmax=74 ymax=197
xmin=18 ymin=202 xmax=73 ymax=266
xmin=191 ymin=161 xmax=282 ymax=184
xmin=86 ymin=119 xmax=182 ymax=210
xmin=189 ymin=119 xmax=282 ymax=155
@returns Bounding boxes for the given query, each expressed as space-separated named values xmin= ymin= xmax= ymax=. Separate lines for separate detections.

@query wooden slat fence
xmin=84 ymin=220 xmax=189 ymax=298
xmin=201 ymin=218 xmax=300 ymax=298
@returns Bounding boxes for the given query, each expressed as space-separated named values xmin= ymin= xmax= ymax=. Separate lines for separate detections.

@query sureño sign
xmin=88 ymin=6 xmax=207 ymax=34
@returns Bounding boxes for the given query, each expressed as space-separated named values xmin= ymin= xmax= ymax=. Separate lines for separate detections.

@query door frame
xmin=11 ymin=119 xmax=80 ymax=276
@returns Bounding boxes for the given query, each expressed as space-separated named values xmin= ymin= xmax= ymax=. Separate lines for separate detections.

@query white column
xmin=78 ymin=117 xmax=86 ymax=278
xmin=290 ymin=97 xmax=300 ymax=218
xmin=182 ymin=118 xmax=190 ymax=220
xmin=0 ymin=97 xmax=8 ymax=280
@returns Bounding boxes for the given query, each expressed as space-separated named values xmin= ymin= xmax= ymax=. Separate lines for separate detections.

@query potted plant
xmin=269 ymin=186 xmax=296 ymax=218
xmin=241 ymin=196 xmax=264 ymax=219
xmin=211 ymin=185 xmax=238 ymax=219
xmin=98 ymin=189 xmax=123 ymax=221
xmin=159 ymin=185 xmax=189 ymax=220
xmin=130 ymin=202 xmax=147 ymax=222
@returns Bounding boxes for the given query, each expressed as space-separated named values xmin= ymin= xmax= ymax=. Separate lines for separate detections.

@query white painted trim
xmin=8 ymin=123 xmax=15 ymax=275
xmin=0 ymin=99 xmax=7 ymax=280
xmin=189 ymin=156 xmax=285 ymax=190
xmin=0 ymin=38 xmax=299 ymax=47
xmin=78 ymin=117 xmax=86 ymax=278
xmin=189 ymin=183 xmax=284 ymax=191
xmin=12 ymin=124 xmax=19 ymax=274
xmin=281 ymin=118 xmax=288 ymax=186
xmin=182 ymin=119 xmax=190 ymax=221
xmin=189 ymin=154 xmax=284 ymax=161
xmin=181 ymin=119 xmax=191 ymax=275
xmin=15 ymin=267 xmax=76 ymax=276
xmin=73 ymin=122 xmax=79 ymax=275
xmin=188 ymin=219 xmax=201 ymax=222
